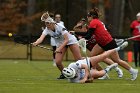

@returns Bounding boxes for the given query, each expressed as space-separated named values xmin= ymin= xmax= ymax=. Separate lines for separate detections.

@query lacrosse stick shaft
xmin=78 ymin=39 xmax=93 ymax=80
xmin=125 ymin=35 xmax=140 ymax=40
xmin=31 ymin=43 xmax=62 ymax=53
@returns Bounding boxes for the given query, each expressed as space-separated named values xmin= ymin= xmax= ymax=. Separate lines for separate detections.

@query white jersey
xmin=56 ymin=21 xmax=64 ymax=26
xmin=67 ymin=58 xmax=90 ymax=83
xmin=50 ymin=22 xmax=64 ymax=46
xmin=42 ymin=24 xmax=77 ymax=47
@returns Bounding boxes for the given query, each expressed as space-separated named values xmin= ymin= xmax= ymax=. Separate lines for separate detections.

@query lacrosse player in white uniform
xmin=32 ymin=12 xmax=82 ymax=79
xmin=50 ymin=14 xmax=65 ymax=66
xmin=62 ymin=41 xmax=129 ymax=83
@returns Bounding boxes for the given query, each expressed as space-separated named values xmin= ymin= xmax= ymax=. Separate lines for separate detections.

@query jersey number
xmin=101 ymin=22 xmax=107 ymax=30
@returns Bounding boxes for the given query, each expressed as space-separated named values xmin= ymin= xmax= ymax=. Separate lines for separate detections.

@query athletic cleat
xmin=131 ymin=69 xmax=138 ymax=81
xmin=119 ymin=41 xmax=128 ymax=50
xmin=98 ymin=74 xmax=110 ymax=80
xmin=115 ymin=67 xmax=123 ymax=78
xmin=105 ymin=63 xmax=118 ymax=73
xmin=57 ymin=74 xmax=66 ymax=79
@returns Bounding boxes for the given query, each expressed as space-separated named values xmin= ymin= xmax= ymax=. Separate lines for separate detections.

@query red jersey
xmin=89 ymin=19 xmax=113 ymax=46
xmin=130 ymin=20 xmax=140 ymax=41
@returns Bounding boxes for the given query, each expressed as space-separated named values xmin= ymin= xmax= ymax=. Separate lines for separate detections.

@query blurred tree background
xmin=0 ymin=0 xmax=140 ymax=36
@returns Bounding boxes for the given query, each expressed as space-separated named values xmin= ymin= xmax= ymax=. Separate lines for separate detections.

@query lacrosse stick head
xmin=78 ymin=38 xmax=87 ymax=53
xmin=115 ymin=39 xmax=124 ymax=46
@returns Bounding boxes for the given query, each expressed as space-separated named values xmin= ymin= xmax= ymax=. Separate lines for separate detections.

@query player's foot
xmin=119 ymin=41 xmax=128 ymax=50
xmin=115 ymin=67 xmax=123 ymax=78
xmin=98 ymin=74 xmax=110 ymax=80
xmin=131 ymin=69 xmax=138 ymax=81
xmin=105 ymin=63 xmax=118 ymax=73
xmin=57 ymin=74 xmax=66 ymax=79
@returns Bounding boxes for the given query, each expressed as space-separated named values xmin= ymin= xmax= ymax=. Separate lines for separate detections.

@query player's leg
xmin=90 ymin=69 xmax=106 ymax=79
xmin=103 ymin=58 xmax=123 ymax=78
xmin=90 ymin=48 xmax=117 ymax=67
xmin=69 ymin=44 xmax=82 ymax=60
xmin=50 ymin=37 xmax=57 ymax=66
xmin=52 ymin=46 xmax=56 ymax=66
xmin=55 ymin=47 xmax=67 ymax=79
xmin=90 ymin=44 xmax=104 ymax=56
xmin=90 ymin=63 xmax=118 ymax=79
xmin=90 ymin=41 xmax=128 ymax=67
xmin=138 ymin=43 xmax=140 ymax=67
xmin=133 ymin=41 xmax=138 ymax=67
xmin=90 ymin=44 xmax=123 ymax=78
xmin=109 ymin=43 xmax=138 ymax=81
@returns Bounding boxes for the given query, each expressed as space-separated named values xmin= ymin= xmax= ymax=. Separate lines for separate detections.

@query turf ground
xmin=0 ymin=60 xmax=139 ymax=93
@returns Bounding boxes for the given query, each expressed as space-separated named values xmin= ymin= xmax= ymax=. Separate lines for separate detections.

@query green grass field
xmin=0 ymin=60 xmax=139 ymax=93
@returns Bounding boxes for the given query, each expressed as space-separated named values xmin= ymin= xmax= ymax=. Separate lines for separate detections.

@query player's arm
xmin=83 ymin=28 xmax=95 ymax=40
xmin=79 ymin=64 xmax=90 ymax=83
xmin=32 ymin=34 xmax=46 ymax=46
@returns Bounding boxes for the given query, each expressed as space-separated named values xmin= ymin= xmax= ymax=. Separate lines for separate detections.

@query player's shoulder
xmin=68 ymin=62 xmax=81 ymax=68
xmin=90 ymin=18 xmax=101 ymax=24
xmin=56 ymin=23 xmax=66 ymax=31
xmin=68 ymin=62 xmax=76 ymax=68
xmin=131 ymin=20 xmax=138 ymax=24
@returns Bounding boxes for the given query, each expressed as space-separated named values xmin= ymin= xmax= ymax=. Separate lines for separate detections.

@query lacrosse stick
xmin=78 ymin=38 xmax=93 ymax=81
xmin=115 ymin=35 xmax=140 ymax=46
xmin=125 ymin=35 xmax=140 ymax=41
xmin=13 ymin=35 xmax=62 ymax=53
xmin=31 ymin=43 xmax=62 ymax=53
xmin=31 ymin=43 xmax=53 ymax=51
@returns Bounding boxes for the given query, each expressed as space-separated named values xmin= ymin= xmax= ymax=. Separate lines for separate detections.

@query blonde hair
xmin=41 ymin=11 xmax=55 ymax=23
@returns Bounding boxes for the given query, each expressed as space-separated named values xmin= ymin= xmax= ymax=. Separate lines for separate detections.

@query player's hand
xmin=80 ymin=78 xmax=87 ymax=83
xmin=32 ymin=42 xmax=38 ymax=46
xmin=85 ymin=78 xmax=93 ymax=83
xmin=55 ymin=48 xmax=62 ymax=54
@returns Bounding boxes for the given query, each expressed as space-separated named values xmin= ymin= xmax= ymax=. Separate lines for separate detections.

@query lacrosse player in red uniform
xmin=130 ymin=12 xmax=140 ymax=67
xmin=83 ymin=7 xmax=138 ymax=81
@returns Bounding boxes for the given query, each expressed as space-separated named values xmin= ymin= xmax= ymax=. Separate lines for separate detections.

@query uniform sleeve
xmin=42 ymin=29 xmax=48 ymax=35
xmin=57 ymin=24 xmax=68 ymax=35
xmin=83 ymin=28 xmax=95 ymax=39
xmin=61 ymin=28 xmax=68 ymax=35
xmin=83 ymin=20 xmax=97 ymax=39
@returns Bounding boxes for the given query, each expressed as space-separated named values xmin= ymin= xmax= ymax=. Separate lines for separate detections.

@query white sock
xmin=53 ymin=59 xmax=55 ymax=62
xmin=104 ymin=68 xmax=110 ymax=73
xmin=129 ymin=68 xmax=134 ymax=73
xmin=115 ymin=47 xmax=120 ymax=51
